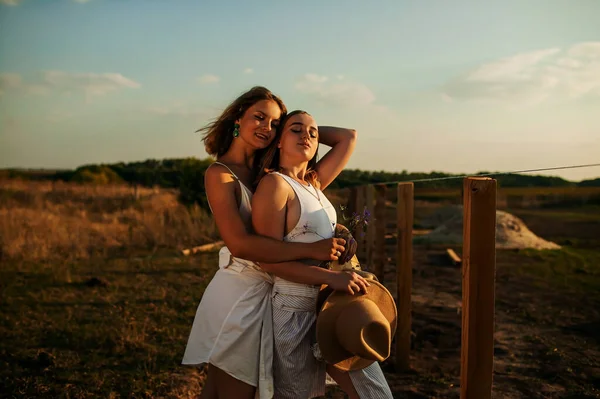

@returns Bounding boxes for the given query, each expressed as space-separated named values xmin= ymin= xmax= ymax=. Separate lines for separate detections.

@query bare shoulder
xmin=204 ymin=162 xmax=236 ymax=186
xmin=254 ymin=173 xmax=293 ymax=202
xmin=256 ymin=173 xmax=288 ymax=191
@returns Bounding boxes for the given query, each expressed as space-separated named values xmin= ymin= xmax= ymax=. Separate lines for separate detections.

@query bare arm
xmin=205 ymin=164 xmax=345 ymax=262
xmin=314 ymin=126 xmax=357 ymax=190
xmin=252 ymin=173 xmax=369 ymax=293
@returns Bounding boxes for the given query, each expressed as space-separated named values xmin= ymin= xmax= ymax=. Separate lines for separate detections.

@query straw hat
xmin=315 ymin=271 xmax=397 ymax=371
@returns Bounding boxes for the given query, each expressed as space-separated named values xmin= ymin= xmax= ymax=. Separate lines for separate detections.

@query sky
xmin=0 ymin=0 xmax=599 ymax=181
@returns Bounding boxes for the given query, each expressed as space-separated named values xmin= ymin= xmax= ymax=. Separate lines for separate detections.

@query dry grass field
xmin=1 ymin=180 xmax=599 ymax=398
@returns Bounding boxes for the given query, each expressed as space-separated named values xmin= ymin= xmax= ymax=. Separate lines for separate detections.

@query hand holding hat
xmin=315 ymin=272 xmax=397 ymax=371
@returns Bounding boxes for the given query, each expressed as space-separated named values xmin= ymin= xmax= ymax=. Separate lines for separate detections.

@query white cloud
xmin=294 ymin=74 xmax=376 ymax=107
xmin=465 ymin=48 xmax=560 ymax=82
xmin=293 ymin=74 xmax=398 ymax=124
xmin=198 ymin=74 xmax=220 ymax=84
xmin=443 ymin=42 xmax=600 ymax=105
xmin=567 ymin=41 xmax=600 ymax=59
xmin=243 ymin=68 xmax=254 ymax=74
xmin=0 ymin=73 xmax=22 ymax=93
xmin=0 ymin=73 xmax=36 ymax=97
xmin=0 ymin=71 xmax=140 ymax=100
xmin=43 ymin=71 xmax=140 ymax=98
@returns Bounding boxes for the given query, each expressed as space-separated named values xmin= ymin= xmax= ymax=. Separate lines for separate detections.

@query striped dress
xmin=271 ymin=173 xmax=393 ymax=399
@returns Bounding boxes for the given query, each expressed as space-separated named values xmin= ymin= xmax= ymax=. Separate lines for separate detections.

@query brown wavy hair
xmin=198 ymin=86 xmax=287 ymax=158
xmin=255 ymin=110 xmax=320 ymax=189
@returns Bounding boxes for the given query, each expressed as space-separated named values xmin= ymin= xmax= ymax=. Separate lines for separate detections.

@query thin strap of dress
xmin=212 ymin=162 xmax=252 ymax=193
xmin=212 ymin=161 xmax=240 ymax=180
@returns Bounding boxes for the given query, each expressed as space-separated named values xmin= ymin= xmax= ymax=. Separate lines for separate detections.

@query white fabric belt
xmin=219 ymin=247 xmax=268 ymax=276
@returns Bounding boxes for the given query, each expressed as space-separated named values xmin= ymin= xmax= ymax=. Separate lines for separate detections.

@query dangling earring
xmin=233 ymin=123 xmax=240 ymax=138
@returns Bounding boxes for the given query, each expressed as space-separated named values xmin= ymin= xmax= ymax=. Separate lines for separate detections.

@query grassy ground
xmin=0 ymin=252 xmax=217 ymax=398
xmin=1 ymin=181 xmax=599 ymax=398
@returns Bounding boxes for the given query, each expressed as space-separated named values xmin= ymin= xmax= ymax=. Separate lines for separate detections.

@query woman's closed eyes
xmin=291 ymin=128 xmax=318 ymax=139
xmin=255 ymin=113 xmax=279 ymax=127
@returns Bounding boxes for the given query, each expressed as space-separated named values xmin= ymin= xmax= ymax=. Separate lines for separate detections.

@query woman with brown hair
xmin=252 ymin=110 xmax=393 ymax=398
xmin=182 ymin=87 xmax=364 ymax=399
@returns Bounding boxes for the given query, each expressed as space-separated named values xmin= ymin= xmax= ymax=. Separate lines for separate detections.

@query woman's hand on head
xmin=326 ymin=271 xmax=370 ymax=295
xmin=312 ymin=237 xmax=347 ymax=261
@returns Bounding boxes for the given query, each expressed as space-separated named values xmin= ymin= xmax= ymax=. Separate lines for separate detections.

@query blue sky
xmin=1 ymin=0 xmax=599 ymax=181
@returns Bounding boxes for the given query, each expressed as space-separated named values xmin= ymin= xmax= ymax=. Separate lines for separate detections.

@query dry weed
xmin=0 ymin=179 xmax=219 ymax=261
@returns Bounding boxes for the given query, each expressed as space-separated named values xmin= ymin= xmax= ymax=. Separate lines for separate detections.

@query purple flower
xmin=339 ymin=204 xmax=371 ymax=235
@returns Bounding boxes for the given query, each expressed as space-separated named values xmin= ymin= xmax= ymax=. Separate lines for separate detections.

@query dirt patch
xmin=342 ymin=244 xmax=600 ymax=399
xmin=358 ymin=204 xmax=600 ymax=399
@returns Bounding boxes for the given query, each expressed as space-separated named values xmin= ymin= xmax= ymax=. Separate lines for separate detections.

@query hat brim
xmin=316 ymin=279 xmax=397 ymax=371
xmin=315 ymin=270 xmax=379 ymax=314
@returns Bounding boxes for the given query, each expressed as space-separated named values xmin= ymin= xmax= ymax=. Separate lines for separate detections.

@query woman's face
xmin=278 ymin=113 xmax=319 ymax=163
xmin=236 ymin=99 xmax=282 ymax=149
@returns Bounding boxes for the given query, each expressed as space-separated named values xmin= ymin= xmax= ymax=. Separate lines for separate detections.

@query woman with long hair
xmin=182 ymin=88 xmax=364 ymax=399
xmin=252 ymin=110 xmax=393 ymax=398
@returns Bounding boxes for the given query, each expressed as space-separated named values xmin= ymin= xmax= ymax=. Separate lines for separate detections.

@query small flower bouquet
xmin=326 ymin=204 xmax=372 ymax=271
xmin=339 ymin=204 xmax=371 ymax=239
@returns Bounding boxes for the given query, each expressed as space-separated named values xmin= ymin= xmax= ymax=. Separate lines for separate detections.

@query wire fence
xmin=375 ymin=162 xmax=600 ymax=186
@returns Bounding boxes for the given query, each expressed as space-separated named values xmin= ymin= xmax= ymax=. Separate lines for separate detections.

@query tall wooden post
xmin=374 ymin=184 xmax=387 ymax=281
xmin=366 ymin=185 xmax=376 ymax=268
xmin=460 ymin=177 xmax=497 ymax=399
xmin=355 ymin=186 xmax=367 ymax=262
xmin=396 ymin=182 xmax=414 ymax=371
xmin=347 ymin=186 xmax=358 ymax=216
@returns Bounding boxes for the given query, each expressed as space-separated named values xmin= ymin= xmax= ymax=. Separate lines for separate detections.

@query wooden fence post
xmin=366 ymin=185 xmax=376 ymax=268
xmin=396 ymin=182 xmax=414 ymax=371
xmin=347 ymin=186 xmax=358 ymax=216
xmin=460 ymin=177 xmax=497 ymax=399
xmin=374 ymin=184 xmax=387 ymax=280
xmin=355 ymin=186 xmax=367 ymax=262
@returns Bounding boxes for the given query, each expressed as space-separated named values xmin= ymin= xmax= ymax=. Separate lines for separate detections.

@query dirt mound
xmin=418 ymin=206 xmax=561 ymax=250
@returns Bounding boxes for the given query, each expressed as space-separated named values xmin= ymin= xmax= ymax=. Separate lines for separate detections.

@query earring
xmin=233 ymin=123 xmax=240 ymax=138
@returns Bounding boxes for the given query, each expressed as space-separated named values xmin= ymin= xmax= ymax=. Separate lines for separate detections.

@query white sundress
xmin=181 ymin=162 xmax=275 ymax=398
xmin=271 ymin=172 xmax=393 ymax=399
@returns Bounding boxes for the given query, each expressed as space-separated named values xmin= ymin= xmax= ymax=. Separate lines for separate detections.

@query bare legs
xmin=199 ymin=364 xmax=256 ymax=399
xmin=198 ymin=364 xmax=217 ymax=399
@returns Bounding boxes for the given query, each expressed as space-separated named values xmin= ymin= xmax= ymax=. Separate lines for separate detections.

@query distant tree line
xmin=4 ymin=158 xmax=213 ymax=209
xmin=3 ymin=157 xmax=599 ymax=209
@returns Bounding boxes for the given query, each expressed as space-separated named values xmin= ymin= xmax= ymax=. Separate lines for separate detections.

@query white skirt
xmin=182 ymin=247 xmax=275 ymax=398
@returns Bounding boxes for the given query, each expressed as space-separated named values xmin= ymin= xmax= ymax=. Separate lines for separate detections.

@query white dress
xmin=181 ymin=162 xmax=275 ymax=399
xmin=271 ymin=173 xmax=393 ymax=399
